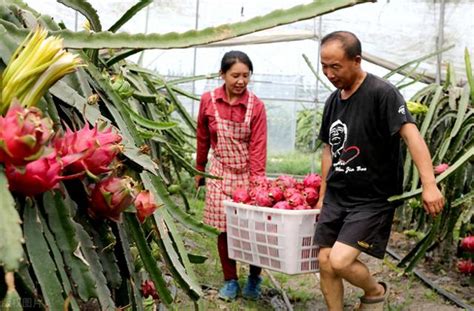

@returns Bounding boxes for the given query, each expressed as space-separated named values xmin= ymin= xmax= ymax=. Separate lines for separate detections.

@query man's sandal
xmin=357 ymin=281 xmax=390 ymax=311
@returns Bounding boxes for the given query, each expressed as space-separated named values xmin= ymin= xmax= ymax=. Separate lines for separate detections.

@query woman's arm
xmin=195 ymin=95 xmax=211 ymax=187
xmin=248 ymin=101 xmax=267 ymax=177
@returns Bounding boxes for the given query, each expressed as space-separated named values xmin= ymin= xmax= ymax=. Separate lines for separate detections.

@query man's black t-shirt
xmin=318 ymin=73 xmax=415 ymax=210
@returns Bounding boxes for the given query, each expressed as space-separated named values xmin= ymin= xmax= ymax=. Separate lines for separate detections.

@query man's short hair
xmin=321 ymin=31 xmax=362 ymax=59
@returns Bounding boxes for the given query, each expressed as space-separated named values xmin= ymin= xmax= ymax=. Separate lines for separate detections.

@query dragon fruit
xmin=255 ymin=189 xmax=273 ymax=207
xmin=233 ymin=187 xmax=251 ymax=203
xmin=273 ymin=201 xmax=291 ymax=210
xmin=294 ymin=204 xmax=310 ymax=210
xmin=140 ymin=280 xmax=159 ymax=299
xmin=88 ymin=176 xmax=136 ymax=222
xmin=303 ymin=173 xmax=322 ymax=189
xmin=0 ymin=104 xmax=53 ymax=166
xmin=303 ymin=187 xmax=319 ymax=206
xmin=287 ymin=193 xmax=305 ymax=207
xmin=135 ymin=190 xmax=159 ymax=223
xmin=268 ymin=186 xmax=284 ymax=203
xmin=460 ymin=236 xmax=474 ymax=252
xmin=458 ymin=259 xmax=474 ymax=274
xmin=284 ymin=187 xmax=299 ymax=200
xmin=250 ymin=175 xmax=269 ymax=188
xmin=434 ymin=163 xmax=449 ymax=175
xmin=55 ymin=123 xmax=122 ymax=176
xmin=295 ymin=182 xmax=305 ymax=191
xmin=275 ymin=175 xmax=297 ymax=189
xmin=6 ymin=151 xmax=81 ymax=196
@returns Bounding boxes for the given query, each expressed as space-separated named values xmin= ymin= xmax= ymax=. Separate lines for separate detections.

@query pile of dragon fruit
xmin=232 ymin=174 xmax=322 ymax=210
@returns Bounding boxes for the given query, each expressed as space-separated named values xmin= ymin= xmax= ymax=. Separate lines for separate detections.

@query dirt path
xmin=194 ymin=251 xmax=465 ymax=310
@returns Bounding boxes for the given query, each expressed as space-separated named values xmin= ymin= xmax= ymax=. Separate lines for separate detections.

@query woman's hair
xmin=220 ymin=50 xmax=253 ymax=73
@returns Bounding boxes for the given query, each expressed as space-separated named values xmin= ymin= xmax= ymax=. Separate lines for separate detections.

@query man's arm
xmin=316 ymin=143 xmax=332 ymax=209
xmin=399 ymin=123 xmax=444 ymax=216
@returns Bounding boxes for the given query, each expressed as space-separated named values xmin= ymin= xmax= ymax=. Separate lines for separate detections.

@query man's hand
xmin=422 ymin=182 xmax=444 ymax=217
xmin=315 ymin=198 xmax=324 ymax=209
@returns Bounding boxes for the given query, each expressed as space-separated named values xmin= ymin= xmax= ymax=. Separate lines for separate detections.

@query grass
xmin=266 ymin=151 xmax=321 ymax=176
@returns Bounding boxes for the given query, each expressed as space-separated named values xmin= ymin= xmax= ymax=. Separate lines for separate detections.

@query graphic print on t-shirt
xmin=328 ymin=119 xmax=364 ymax=172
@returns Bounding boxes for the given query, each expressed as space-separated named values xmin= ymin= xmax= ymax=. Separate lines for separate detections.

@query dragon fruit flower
xmin=55 ymin=123 xmax=122 ymax=177
xmin=88 ymin=176 xmax=136 ymax=222
xmin=0 ymin=104 xmax=53 ymax=166
xmin=135 ymin=190 xmax=160 ymax=223
xmin=5 ymin=150 xmax=80 ymax=196
xmin=303 ymin=173 xmax=322 ymax=190
xmin=434 ymin=163 xmax=449 ymax=175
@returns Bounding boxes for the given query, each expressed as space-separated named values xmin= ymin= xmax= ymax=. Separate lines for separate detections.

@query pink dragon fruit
xmin=273 ymin=201 xmax=291 ymax=210
xmin=268 ymin=186 xmax=284 ymax=203
xmin=293 ymin=204 xmax=311 ymax=210
xmin=135 ymin=190 xmax=159 ymax=223
xmin=55 ymin=123 xmax=122 ymax=176
xmin=6 ymin=151 xmax=81 ymax=196
xmin=254 ymin=189 xmax=273 ymax=207
xmin=232 ymin=187 xmax=251 ymax=203
xmin=288 ymin=192 xmax=305 ymax=207
xmin=434 ymin=163 xmax=449 ymax=175
xmin=0 ymin=104 xmax=53 ymax=166
xmin=140 ymin=280 xmax=159 ymax=299
xmin=295 ymin=182 xmax=305 ymax=191
xmin=250 ymin=175 xmax=269 ymax=189
xmin=303 ymin=173 xmax=322 ymax=190
xmin=303 ymin=187 xmax=319 ymax=207
xmin=284 ymin=187 xmax=299 ymax=200
xmin=275 ymin=175 xmax=297 ymax=189
xmin=458 ymin=259 xmax=474 ymax=274
xmin=88 ymin=176 xmax=136 ymax=222
xmin=460 ymin=236 xmax=474 ymax=252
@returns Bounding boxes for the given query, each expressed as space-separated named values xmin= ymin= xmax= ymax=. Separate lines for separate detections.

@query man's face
xmin=320 ymin=41 xmax=360 ymax=90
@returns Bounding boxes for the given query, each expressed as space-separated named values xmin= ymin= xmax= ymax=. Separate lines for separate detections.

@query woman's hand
xmin=194 ymin=175 xmax=205 ymax=189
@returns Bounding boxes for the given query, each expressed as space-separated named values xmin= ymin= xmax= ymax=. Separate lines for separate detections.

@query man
xmin=314 ymin=31 xmax=444 ymax=310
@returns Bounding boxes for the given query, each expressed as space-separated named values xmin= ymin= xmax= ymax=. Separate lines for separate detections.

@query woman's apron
xmin=204 ymin=90 xmax=254 ymax=231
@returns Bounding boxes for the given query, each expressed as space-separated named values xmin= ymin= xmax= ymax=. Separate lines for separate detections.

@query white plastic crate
xmin=224 ymin=200 xmax=320 ymax=275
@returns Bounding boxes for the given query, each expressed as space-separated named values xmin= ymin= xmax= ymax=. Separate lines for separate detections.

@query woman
xmin=195 ymin=51 xmax=267 ymax=301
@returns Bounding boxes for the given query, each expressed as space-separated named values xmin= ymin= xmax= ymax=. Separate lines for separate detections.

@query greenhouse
xmin=0 ymin=0 xmax=472 ymax=310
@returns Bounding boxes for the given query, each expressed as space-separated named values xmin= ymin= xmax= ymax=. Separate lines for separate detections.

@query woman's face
xmin=221 ymin=62 xmax=251 ymax=98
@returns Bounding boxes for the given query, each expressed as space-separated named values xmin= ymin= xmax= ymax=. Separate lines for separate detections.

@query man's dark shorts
xmin=314 ymin=203 xmax=396 ymax=259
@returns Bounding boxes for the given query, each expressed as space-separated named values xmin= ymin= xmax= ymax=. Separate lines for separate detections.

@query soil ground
xmin=174 ymin=199 xmax=472 ymax=310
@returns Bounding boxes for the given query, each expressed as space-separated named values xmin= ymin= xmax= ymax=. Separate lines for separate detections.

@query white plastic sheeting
xmin=23 ymin=0 xmax=474 ymax=152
